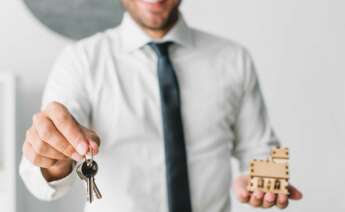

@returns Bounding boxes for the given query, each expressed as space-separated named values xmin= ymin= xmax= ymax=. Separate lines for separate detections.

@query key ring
xmin=85 ymin=151 xmax=93 ymax=166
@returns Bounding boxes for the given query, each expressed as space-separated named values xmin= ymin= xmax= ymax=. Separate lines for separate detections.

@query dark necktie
xmin=148 ymin=42 xmax=192 ymax=212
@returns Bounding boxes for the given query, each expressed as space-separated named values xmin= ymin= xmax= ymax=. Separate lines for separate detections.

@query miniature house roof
xmin=271 ymin=147 xmax=289 ymax=160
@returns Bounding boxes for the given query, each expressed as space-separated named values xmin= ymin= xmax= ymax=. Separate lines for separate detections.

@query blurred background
xmin=0 ymin=0 xmax=344 ymax=212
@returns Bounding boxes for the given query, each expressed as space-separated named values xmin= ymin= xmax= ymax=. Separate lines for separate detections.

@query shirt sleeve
xmin=231 ymin=48 xmax=280 ymax=174
xmin=19 ymin=157 xmax=77 ymax=201
xmin=19 ymin=45 xmax=91 ymax=201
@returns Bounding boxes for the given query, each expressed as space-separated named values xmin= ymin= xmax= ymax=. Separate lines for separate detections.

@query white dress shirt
xmin=20 ymin=13 xmax=279 ymax=212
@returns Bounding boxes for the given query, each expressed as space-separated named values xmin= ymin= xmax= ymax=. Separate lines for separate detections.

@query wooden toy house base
xmin=247 ymin=147 xmax=290 ymax=195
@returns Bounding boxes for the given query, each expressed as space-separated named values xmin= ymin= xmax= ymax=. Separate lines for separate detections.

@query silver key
xmin=81 ymin=158 xmax=102 ymax=203
xmin=76 ymin=163 xmax=91 ymax=202
xmin=92 ymin=177 xmax=102 ymax=199
xmin=87 ymin=175 xmax=93 ymax=203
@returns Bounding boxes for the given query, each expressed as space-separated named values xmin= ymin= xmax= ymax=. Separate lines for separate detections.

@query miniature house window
xmin=267 ymin=180 xmax=271 ymax=190
xmin=274 ymin=180 xmax=281 ymax=190
xmin=258 ymin=178 xmax=264 ymax=188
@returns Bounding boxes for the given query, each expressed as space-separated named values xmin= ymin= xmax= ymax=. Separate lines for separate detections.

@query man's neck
xmin=143 ymin=28 xmax=171 ymax=39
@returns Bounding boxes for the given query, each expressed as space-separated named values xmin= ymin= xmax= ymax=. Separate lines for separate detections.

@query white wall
xmin=1 ymin=0 xmax=344 ymax=212
xmin=0 ymin=1 xmax=79 ymax=212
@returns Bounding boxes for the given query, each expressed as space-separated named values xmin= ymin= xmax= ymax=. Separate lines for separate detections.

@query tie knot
xmin=148 ymin=42 xmax=173 ymax=57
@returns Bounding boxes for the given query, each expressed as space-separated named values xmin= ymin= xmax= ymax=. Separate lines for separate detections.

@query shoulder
xmin=53 ymin=27 xmax=122 ymax=81
xmin=190 ymin=27 xmax=251 ymax=59
xmin=190 ymin=28 xmax=255 ymax=76
xmin=189 ymin=28 xmax=258 ymax=92
xmin=189 ymin=27 xmax=254 ymax=73
xmin=61 ymin=26 xmax=122 ymax=62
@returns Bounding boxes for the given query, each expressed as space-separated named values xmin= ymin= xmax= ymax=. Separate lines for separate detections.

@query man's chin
xmin=141 ymin=22 xmax=168 ymax=31
xmin=143 ymin=10 xmax=178 ymax=30
xmin=140 ymin=16 xmax=170 ymax=30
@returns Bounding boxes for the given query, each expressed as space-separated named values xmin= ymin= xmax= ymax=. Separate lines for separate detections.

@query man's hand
xmin=22 ymin=101 xmax=100 ymax=182
xmin=233 ymin=175 xmax=303 ymax=209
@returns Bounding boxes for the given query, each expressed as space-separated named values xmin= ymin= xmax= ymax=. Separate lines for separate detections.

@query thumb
xmin=288 ymin=185 xmax=303 ymax=200
xmin=81 ymin=127 xmax=101 ymax=155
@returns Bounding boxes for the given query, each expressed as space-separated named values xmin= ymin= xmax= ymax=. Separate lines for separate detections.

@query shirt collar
xmin=120 ymin=12 xmax=194 ymax=53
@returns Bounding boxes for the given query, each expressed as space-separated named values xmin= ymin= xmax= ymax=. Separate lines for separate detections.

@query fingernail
xmin=92 ymin=147 xmax=98 ymax=155
xmin=255 ymin=193 xmax=262 ymax=199
xmin=89 ymin=140 xmax=99 ymax=154
xmin=267 ymin=197 xmax=275 ymax=203
xmin=76 ymin=142 xmax=88 ymax=155
xmin=71 ymin=152 xmax=82 ymax=161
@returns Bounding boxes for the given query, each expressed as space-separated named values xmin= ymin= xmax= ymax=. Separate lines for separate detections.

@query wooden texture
xmin=250 ymin=161 xmax=288 ymax=179
xmin=271 ymin=147 xmax=289 ymax=160
xmin=247 ymin=147 xmax=289 ymax=195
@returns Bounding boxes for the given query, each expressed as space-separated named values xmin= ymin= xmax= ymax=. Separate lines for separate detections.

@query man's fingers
xmin=249 ymin=191 xmax=264 ymax=207
xmin=22 ymin=141 xmax=57 ymax=168
xmin=233 ymin=175 xmax=302 ymax=209
xmin=276 ymin=194 xmax=289 ymax=209
xmin=26 ymin=127 xmax=67 ymax=160
xmin=32 ymin=112 xmax=82 ymax=161
xmin=276 ymin=185 xmax=302 ymax=209
xmin=89 ymin=140 xmax=99 ymax=154
xmin=238 ymin=191 xmax=250 ymax=203
xmin=262 ymin=192 xmax=276 ymax=208
xmin=236 ymin=188 xmax=250 ymax=203
xmin=82 ymin=127 xmax=100 ymax=154
xmin=288 ymin=185 xmax=303 ymax=200
xmin=43 ymin=102 xmax=89 ymax=155
xmin=232 ymin=175 xmax=250 ymax=203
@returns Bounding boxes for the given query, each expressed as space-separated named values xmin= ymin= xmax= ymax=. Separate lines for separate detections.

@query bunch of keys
xmin=76 ymin=153 xmax=102 ymax=203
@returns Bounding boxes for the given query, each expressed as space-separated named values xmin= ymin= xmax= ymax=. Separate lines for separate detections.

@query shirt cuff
xmin=19 ymin=157 xmax=76 ymax=201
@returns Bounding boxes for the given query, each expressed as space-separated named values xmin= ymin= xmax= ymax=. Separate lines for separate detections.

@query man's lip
xmin=138 ymin=0 xmax=166 ymax=11
xmin=140 ymin=0 xmax=164 ymax=3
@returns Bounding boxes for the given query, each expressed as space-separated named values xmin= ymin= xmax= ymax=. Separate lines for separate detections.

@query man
xmin=20 ymin=0 xmax=302 ymax=211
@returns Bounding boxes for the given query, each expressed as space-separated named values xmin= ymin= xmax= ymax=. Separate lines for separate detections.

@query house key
xmin=77 ymin=155 xmax=102 ymax=203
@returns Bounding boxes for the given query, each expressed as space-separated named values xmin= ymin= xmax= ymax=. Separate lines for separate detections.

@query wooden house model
xmin=247 ymin=147 xmax=289 ymax=194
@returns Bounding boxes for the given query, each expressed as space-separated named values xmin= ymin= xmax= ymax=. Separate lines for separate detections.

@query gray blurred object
xmin=23 ymin=0 xmax=124 ymax=40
